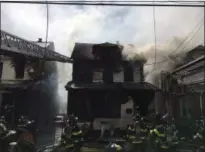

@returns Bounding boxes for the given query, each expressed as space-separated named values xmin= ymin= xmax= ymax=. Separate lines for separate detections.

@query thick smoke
xmin=15 ymin=61 xmax=59 ymax=127
xmin=121 ymin=44 xmax=146 ymax=61
xmin=1 ymin=2 xmax=204 ymax=116
xmin=121 ymin=34 xmax=203 ymax=113
xmin=122 ymin=35 xmax=204 ymax=88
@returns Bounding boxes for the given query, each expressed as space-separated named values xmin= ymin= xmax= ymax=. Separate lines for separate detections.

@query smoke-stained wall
xmin=15 ymin=60 xmax=59 ymax=128
xmin=13 ymin=42 xmax=60 ymax=130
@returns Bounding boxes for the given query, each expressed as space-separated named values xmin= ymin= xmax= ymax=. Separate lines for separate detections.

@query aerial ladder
xmin=0 ymin=30 xmax=73 ymax=63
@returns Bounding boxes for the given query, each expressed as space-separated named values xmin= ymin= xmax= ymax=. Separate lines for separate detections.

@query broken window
xmin=92 ymin=69 xmax=103 ymax=83
xmin=103 ymin=67 xmax=113 ymax=84
xmin=13 ymin=56 xmax=26 ymax=79
xmin=113 ymin=69 xmax=124 ymax=82
xmin=124 ymin=64 xmax=133 ymax=82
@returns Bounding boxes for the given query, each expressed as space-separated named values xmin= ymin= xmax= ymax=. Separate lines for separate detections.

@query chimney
xmin=38 ymin=38 xmax=42 ymax=42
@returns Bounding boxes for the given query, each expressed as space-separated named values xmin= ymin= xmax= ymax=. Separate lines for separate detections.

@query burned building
xmin=65 ymin=42 xmax=156 ymax=123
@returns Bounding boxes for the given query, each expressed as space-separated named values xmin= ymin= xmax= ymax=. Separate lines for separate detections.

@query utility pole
xmin=203 ymin=1 xmax=205 ymax=129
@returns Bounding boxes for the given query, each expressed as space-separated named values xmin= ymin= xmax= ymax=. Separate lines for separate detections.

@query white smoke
xmin=121 ymin=44 xmax=146 ymax=61
xmin=122 ymin=35 xmax=203 ymax=87
xmin=1 ymin=1 xmax=204 ymax=113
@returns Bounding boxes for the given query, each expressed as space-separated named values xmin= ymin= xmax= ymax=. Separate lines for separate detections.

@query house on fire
xmin=65 ymin=42 xmax=157 ymax=121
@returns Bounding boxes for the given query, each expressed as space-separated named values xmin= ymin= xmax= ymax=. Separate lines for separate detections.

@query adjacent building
xmin=0 ymin=38 xmax=59 ymax=129
xmin=161 ymin=45 xmax=205 ymax=119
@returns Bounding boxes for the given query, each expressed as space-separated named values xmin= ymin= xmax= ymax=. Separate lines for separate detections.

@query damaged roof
xmin=71 ymin=43 xmax=95 ymax=60
xmin=71 ymin=42 xmax=123 ymax=60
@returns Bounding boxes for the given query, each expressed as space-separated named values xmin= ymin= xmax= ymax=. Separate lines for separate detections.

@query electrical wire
xmin=144 ymin=17 xmax=204 ymax=66
xmin=153 ymin=0 xmax=157 ymax=70
xmin=1 ymin=0 xmax=204 ymax=3
xmin=144 ymin=59 xmax=168 ymax=66
xmin=168 ymin=0 xmax=204 ymax=4
xmin=177 ymin=21 xmax=204 ymax=54
xmin=3 ymin=0 xmax=202 ymax=66
xmin=171 ymin=18 xmax=204 ymax=55
xmin=0 ymin=1 xmax=204 ymax=7
xmin=45 ymin=0 xmax=49 ymax=50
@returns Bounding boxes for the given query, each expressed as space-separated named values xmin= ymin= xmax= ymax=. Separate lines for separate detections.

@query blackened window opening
xmin=103 ymin=66 xmax=113 ymax=84
xmin=124 ymin=64 xmax=133 ymax=82
xmin=73 ymin=61 xmax=92 ymax=84
xmin=13 ymin=57 xmax=26 ymax=79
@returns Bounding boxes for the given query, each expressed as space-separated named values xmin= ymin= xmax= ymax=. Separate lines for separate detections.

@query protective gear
xmin=17 ymin=140 xmax=36 ymax=152
xmin=68 ymin=114 xmax=79 ymax=126
xmin=60 ymin=114 xmax=83 ymax=151
xmin=133 ymin=107 xmax=141 ymax=121
xmin=105 ymin=143 xmax=123 ymax=152
xmin=149 ymin=125 xmax=169 ymax=151
xmin=61 ymin=125 xmax=74 ymax=149
xmin=140 ymin=118 xmax=149 ymax=140
xmin=126 ymin=122 xmax=145 ymax=152
xmin=150 ymin=125 xmax=165 ymax=138
xmin=8 ymin=142 xmax=18 ymax=152
xmin=0 ymin=122 xmax=7 ymax=136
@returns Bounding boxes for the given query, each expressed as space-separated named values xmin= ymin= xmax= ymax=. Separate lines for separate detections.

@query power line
xmin=144 ymin=59 xmax=168 ymax=66
xmin=0 ymin=1 xmax=204 ymax=7
xmin=45 ymin=0 xmax=49 ymax=50
xmin=2 ymin=0 xmax=204 ymax=3
xmin=178 ymin=21 xmax=203 ymax=54
xmin=153 ymin=0 xmax=157 ymax=70
xmin=171 ymin=18 xmax=204 ymax=55
xmin=145 ymin=18 xmax=204 ymax=66
xmin=168 ymin=0 xmax=204 ymax=4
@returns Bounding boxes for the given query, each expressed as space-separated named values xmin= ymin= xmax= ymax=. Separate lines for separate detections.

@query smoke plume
xmin=122 ymin=35 xmax=204 ymax=88
xmin=1 ymin=1 xmax=204 ymax=114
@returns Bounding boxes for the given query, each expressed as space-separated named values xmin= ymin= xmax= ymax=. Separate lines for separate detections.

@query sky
xmin=1 ymin=0 xmax=204 ymax=112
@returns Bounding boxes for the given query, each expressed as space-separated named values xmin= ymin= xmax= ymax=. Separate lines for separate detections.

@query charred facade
xmin=66 ymin=42 xmax=156 ymax=121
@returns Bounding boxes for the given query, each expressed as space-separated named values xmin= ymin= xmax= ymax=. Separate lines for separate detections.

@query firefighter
xmin=60 ymin=123 xmax=75 ymax=151
xmin=60 ymin=114 xmax=83 ymax=151
xmin=165 ymin=123 xmax=179 ymax=152
xmin=17 ymin=119 xmax=37 ymax=152
xmin=105 ymin=142 xmax=123 ymax=152
xmin=68 ymin=115 xmax=83 ymax=144
xmin=133 ymin=106 xmax=141 ymax=121
xmin=7 ymin=142 xmax=18 ymax=152
xmin=171 ymin=124 xmax=179 ymax=142
xmin=14 ymin=140 xmax=36 ymax=152
xmin=0 ymin=116 xmax=7 ymax=136
xmin=148 ymin=124 xmax=170 ymax=152
xmin=0 ymin=116 xmax=9 ymax=152
xmin=193 ymin=118 xmax=204 ymax=141
xmin=17 ymin=117 xmax=35 ymax=144
xmin=193 ymin=118 xmax=204 ymax=152
xmin=126 ymin=121 xmax=145 ymax=152
xmin=61 ymin=119 xmax=73 ymax=149
xmin=155 ymin=112 xmax=165 ymax=126
xmin=140 ymin=117 xmax=149 ymax=140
